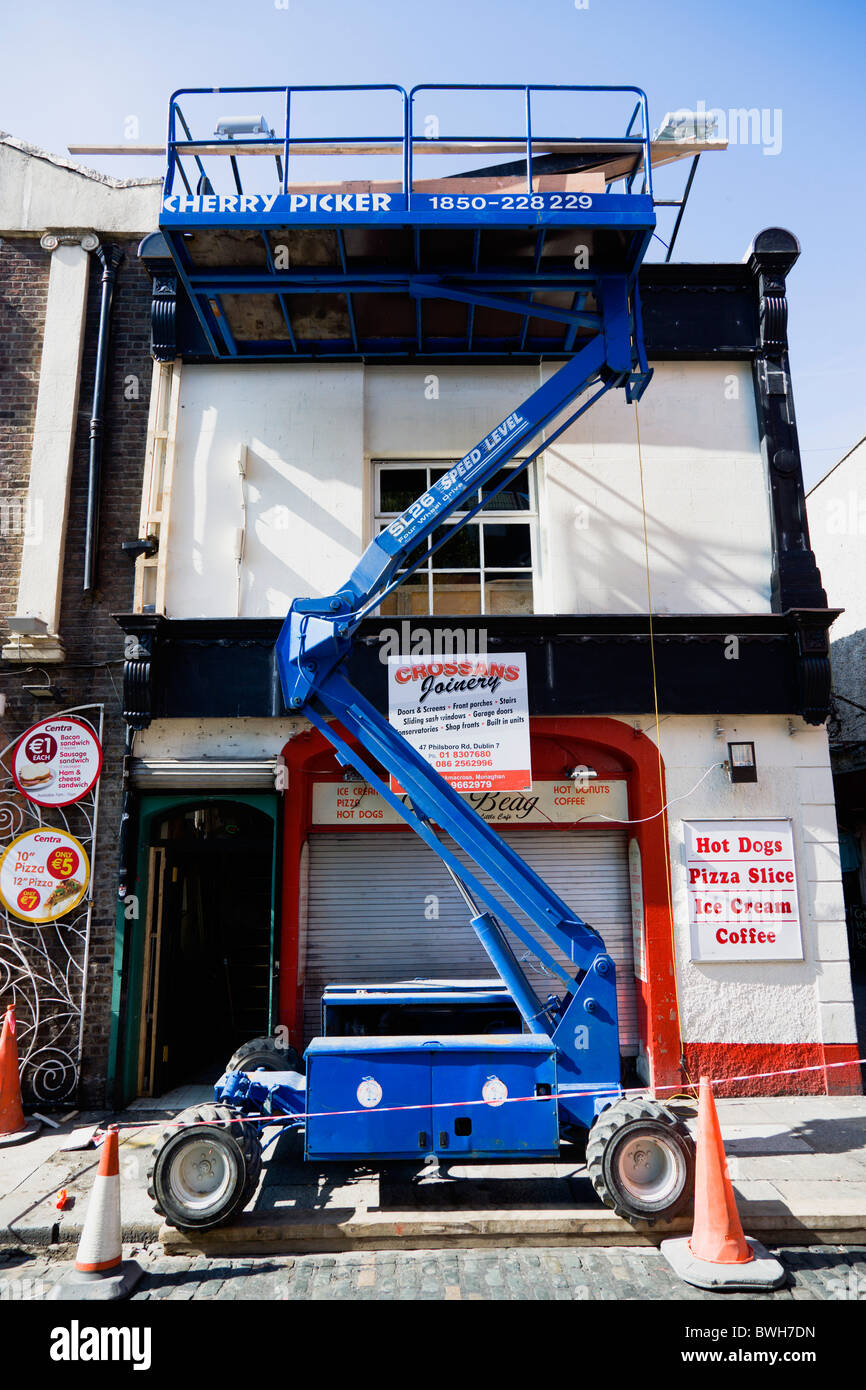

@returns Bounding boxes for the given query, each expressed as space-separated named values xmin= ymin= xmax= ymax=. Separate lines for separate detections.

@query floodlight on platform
xmin=214 ymin=115 xmax=272 ymax=139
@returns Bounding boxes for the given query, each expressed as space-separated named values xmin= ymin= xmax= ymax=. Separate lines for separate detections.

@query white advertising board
xmin=387 ymin=654 xmax=532 ymax=794
xmin=684 ymin=819 xmax=804 ymax=962
xmin=313 ymin=778 xmax=628 ymax=826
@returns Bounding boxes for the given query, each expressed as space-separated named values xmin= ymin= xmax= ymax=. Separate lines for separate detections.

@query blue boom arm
xmin=275 ymin=271 xmax=649 ymax=1089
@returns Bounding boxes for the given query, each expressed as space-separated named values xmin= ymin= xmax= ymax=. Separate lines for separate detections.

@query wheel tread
xmin=146 ymin=1102 xmax=262 ymax=1230
xmin=225 ymin=1035 xmax=303 ymax=1075
xmin=586 ymin=1096 xmax=695 ymax=1226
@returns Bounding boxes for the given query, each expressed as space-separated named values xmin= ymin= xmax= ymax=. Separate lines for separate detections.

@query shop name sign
xmin=387 ymin=654 xmax=531 ymax=794
xmin=313 ymin=779 xmax=628 ymax=826
xmin=684 ymin=819 xmax=803 ymax=962
xmin=161 ymin=192 xmax=595 ymax=218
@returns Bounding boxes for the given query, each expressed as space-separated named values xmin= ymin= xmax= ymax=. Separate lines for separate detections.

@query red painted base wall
xmin=682 ymin=1043 xmax=862 ymax=1097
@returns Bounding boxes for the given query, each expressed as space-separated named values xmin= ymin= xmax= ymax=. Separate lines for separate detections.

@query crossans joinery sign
xmin=684 ymin=820 xmax=804 ymax=962
xmin=387 ymin=654 xmax=531 ymax=794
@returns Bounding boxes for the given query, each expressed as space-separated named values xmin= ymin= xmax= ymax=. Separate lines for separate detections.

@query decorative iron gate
xmin=0 ymin=704 xmax=103 ymax=1104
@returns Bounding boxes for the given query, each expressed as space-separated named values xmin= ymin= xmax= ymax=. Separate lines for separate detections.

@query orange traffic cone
xmin=0 ymin=1006 xmax=40 ymax=1145
xmin=690 ymin=1074 xmax=754 ymax=1265
xmin=661 ymin=1076 xmax=786 ymax=1291
xmin=49 ymin=1127 xmax=143 ymax=1301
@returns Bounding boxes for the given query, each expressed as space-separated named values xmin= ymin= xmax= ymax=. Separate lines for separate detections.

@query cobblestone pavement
xmin=2 ymin=1245 xmax=865 ymax=1301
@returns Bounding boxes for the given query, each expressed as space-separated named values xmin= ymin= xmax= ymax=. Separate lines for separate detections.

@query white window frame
xmin=372 ymin=459 xmax=538 ymax=616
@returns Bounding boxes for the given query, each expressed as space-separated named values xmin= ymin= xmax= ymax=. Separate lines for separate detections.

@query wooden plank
xmin=133 ymin=361 xmax=164 ymax=612
xmin=136 ymin=847 xmax=163 ymax=1096
xmin=69 ymin=138 xmax=726 ymax=165
xmin=145 ymin=850 xmax=168 ymax=1096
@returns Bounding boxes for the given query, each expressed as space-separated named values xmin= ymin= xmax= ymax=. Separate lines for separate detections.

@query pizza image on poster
xmin=12 ymin=716 xmax=102 ymax=808
xmin=0 ymin=828 xmax=90 ymax=925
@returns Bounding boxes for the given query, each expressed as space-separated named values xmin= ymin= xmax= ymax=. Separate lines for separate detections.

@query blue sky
xmin=3 ymin=0 xmax=864 ymax=485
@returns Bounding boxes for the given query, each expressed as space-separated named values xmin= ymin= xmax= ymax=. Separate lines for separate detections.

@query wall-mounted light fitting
xmin=727 ymin=741 xmax=757 ymax=784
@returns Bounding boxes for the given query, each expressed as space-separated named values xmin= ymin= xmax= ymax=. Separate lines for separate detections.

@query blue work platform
xmin=156 ymin=84 xmax=658 ymax=362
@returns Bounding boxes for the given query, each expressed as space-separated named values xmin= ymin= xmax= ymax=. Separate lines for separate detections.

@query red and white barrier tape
xmin=97 ymin=1053 xmax=866 ymax=1133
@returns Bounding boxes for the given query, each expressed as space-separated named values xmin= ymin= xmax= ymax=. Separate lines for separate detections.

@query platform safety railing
xmin=163 ymin=83 xmax=653 ymax=206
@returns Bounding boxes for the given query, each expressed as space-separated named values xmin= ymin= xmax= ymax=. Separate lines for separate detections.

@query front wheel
xmin=586 ymin=1097 xmax=695 ymax=1224
xmin=225 ymin=1034 xmax=303 ymax=1076
xmin=147 ymin=1103 xmax=262 ymax=1231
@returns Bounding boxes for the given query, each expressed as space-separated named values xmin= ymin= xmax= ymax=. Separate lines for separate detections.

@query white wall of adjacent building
xmin=807 ymin=437 xmax=866 ymax=748
xmin=160 ymin=360 xmax=773 ymax=619
xmin=807 ymin=436 xmax=866 ymax=642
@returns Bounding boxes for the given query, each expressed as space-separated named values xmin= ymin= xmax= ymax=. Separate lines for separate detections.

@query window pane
xmin=379 ymin=467 xmax=427 ymax=513
xmin=483 ymin=523 xmax=532 ymax=568
xmin=380 ymin=573 xmax=429 ymax=616
xmin=432 ymin=574 xmax=482 ymax=616
xmin=484 ymin=573 xmax=533 ymax=615
xmin=431 ymin=524 xmax=480 ymax=570
xmin=480 ymin=466 xmax=531 ymax=511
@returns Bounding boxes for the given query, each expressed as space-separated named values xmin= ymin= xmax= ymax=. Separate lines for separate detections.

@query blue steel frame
xmin=158 ymin=83 xmax=656 ymax=363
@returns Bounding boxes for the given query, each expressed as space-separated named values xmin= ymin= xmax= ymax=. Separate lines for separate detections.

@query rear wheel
xmin=225 ymin=1035 xmax=303 ymax=1075
xmin=586 ymin=1097 xmax=695 ymax=1224
xmin=147 ymin=1103 xmax=262 ymax=1231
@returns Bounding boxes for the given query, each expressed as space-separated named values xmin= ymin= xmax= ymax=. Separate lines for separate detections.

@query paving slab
xmin=730 ymin=1150 xmax=866 ymax=1181
xmin=722 ymin=1124 xmax=813 ymax=1155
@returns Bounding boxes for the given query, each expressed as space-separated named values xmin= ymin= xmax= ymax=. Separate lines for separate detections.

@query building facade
xmin=1 ymin=93 xmax=860 ymax=1106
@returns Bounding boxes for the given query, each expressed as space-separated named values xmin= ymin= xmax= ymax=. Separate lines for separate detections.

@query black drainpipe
xmin=83 ymin=243 xmax=124 ymax=593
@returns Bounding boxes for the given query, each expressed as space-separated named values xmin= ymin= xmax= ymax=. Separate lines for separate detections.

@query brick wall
xmin=0 ymin=235 xmax=152 ymax=1104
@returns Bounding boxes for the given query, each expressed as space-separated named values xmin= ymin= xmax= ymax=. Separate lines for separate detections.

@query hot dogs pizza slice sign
xmin=0 ymin=828 xmax=90 ymax=924
xmin=12 ymin=717 xmax=102 ymax=807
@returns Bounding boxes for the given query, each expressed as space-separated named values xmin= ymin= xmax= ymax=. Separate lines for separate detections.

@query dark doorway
xmin=138 ymin=800 xmax=274 ymax=1095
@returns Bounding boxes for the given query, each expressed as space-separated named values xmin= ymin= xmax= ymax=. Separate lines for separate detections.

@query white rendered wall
xmin=636 ymin=713 xmax=854 ymax=1049
xmin=0 ymin=135 xmax=160 ymax=236
xmin=538 ymin=360 xmax=772 ymax=615
xmin=162 ymin=361 xmax=773 ymax=618
xmin=807 ymin=437 xmax=866 ymax=641
xmin=164 ymin=365 xmax=364 ymax=617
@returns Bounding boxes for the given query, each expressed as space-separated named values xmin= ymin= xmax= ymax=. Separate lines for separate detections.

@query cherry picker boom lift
xmin=147 ymin=82 xmax=697 ymax=1232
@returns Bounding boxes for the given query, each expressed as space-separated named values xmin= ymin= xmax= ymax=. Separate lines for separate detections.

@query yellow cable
xmin=633 ymin=402 xmax=697 ymax=1098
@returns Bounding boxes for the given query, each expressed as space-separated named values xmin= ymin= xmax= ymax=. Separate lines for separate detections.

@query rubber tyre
xmin=225 ymin=1035 xmax=303 ymax=1075
xmin=586 ymin=1096 xmax=695 ymax=1225
xmin=147 ymin=1103 xmax=262 ymax=1231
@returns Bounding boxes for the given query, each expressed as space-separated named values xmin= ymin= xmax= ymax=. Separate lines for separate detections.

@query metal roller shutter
xmin=305 ymin=827 xmax=638 ymax=1053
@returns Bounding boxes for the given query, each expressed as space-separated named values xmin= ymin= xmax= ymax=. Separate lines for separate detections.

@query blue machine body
xmin=186 ymin=82 xmax=658 ymax=1154
xmin=303 ymin=1034 xmax=559 ymax=1160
